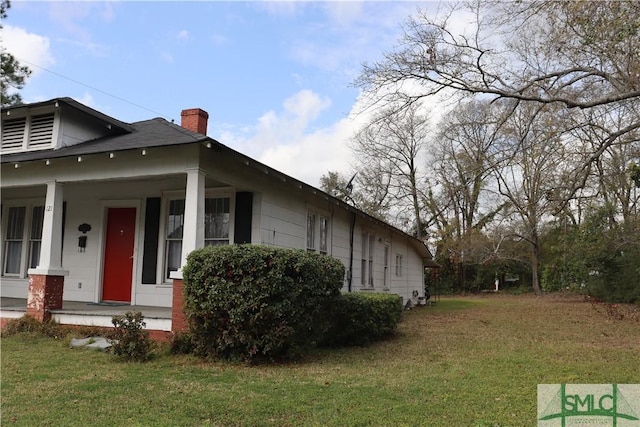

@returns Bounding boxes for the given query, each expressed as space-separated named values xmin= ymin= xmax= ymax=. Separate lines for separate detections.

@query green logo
xmin=538 ymin=384 xmax=640 ymax=426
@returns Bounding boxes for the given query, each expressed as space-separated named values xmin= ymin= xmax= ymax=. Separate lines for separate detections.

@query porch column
xmin=180 ymin=168 xmax=206 ymax=268
xmin=170 ymin=168 xmax=205 ymax=332
xmin=27 ymin=181 xmax=69 ymax=322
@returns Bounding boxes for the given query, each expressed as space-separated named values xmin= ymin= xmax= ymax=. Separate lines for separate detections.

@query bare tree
xmin=356 ymin=0 xmax=640 ymax=206
xmin=350 ymin=101 xmax=430 ymax=237
xmin=319 ymin=169 xmax=391 ymax=221
xmin=490 ymin=101 xmax=580 ymax=294
xmin=427 ymin=100 xmax=506 ymax=288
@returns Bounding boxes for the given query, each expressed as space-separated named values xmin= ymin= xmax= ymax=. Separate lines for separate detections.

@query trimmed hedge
xmin=182 ymin=244 xmax=344 ymax=363
xmin=320 ymin=293 xmax=403 ymax=347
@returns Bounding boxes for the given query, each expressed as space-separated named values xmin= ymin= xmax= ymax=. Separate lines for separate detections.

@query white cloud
xmin=219 ymin=89 xmax=371 ymax=187
xmin=76 ymin=92 xmax=96 ymax=108
xmin=255 ymin=2 xmax=303 ymax=17
xmin=210 ymin=34 xmax=227 ymax=46
xmin=244 ymin=90 xmax=332 ymax=154
xmin=48 ymin=2 xmax=93 ymax=41
xmin=177 ymin=30 xmax=189 ymax=41
xmin=47 ymin=2 xmax=111 ymax=56
xmin=322 ymin=2 xmax=364 ymax=27
xmin=160 ymin=52 xmax=174 ymax=64
xmin=258 ymin=113 xmax=365 ymax=187
xmin=2 ymin=25 xmax=55 ymax=75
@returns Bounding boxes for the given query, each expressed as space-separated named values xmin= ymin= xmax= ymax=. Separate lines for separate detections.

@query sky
xmin=3 ymin=1 xmax=446 ymax=187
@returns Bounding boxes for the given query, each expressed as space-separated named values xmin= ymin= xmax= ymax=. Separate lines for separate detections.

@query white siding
xmin=2 ymin=143 xmax=430 ymax=307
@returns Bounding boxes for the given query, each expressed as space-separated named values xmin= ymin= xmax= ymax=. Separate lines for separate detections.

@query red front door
xmin=102 ymin=207 xmax=136 ymax=302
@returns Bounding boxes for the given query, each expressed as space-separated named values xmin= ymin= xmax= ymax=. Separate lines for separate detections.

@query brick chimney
xmin=180 ymin=108 xmax=209 ymax=135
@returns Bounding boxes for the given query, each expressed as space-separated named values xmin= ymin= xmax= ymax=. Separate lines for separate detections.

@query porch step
xmin=51 ymin=311 xmax=172 ymax=331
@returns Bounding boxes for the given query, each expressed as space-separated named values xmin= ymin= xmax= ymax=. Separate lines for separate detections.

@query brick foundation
xmin=27 ymin=274 xmax=64 ymax=322
xmin=171 ymin=278 xmax=187 ymax=332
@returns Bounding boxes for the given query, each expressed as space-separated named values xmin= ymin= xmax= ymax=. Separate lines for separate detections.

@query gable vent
xmin=1 ymin=117 xmax=27 ymax=151
xmin=28 ymin=114 xmax=55 ymax=148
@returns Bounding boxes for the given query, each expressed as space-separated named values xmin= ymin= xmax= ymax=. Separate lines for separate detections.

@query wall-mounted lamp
xmin=14 ymin=163 xmax=19 ymax=168
xmin=109 ymin=152 xmax=115 ymax=159
xmin=141 ymin=149 xmax=147 ymax=156
xmin=206 ymin=142 xmax=212 ymax=149
xmin=77 ymin=156 xmax=83 ymax=162
xmin=45 ymin=160 xmax=51 ymax=166
xmin=77 ymin=223 xmax=91 ymax=252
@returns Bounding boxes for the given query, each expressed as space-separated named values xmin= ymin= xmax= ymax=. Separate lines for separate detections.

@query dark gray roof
xmin=1 ymin=117 xmax=211 ymax=163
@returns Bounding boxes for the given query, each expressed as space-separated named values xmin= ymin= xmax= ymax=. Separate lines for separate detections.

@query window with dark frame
xmin=395 ymin=254 xmax=403 ymax=277
xmin=165 ymin=199 xmax=185 ymax=279
xmin=204 ymin=197 xmax=230 ymax=246
xmin=29 ymin=206 xmax=45 ymax=269
xmin=306 ymin=213 xmax=316 ymax=251
xmin=360 ymin=232 xmax=375 ymax=287
xmin=319 ymin=216 xmax=328 ymax=254
xmin=2 ymin=205 xmax=45 ymax=277
xmin=3 ymin=207 xmax=26 ymax=275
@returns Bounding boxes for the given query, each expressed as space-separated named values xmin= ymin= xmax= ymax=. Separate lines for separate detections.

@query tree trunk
xmin=531 ymin=233 xmax=542 ymax=295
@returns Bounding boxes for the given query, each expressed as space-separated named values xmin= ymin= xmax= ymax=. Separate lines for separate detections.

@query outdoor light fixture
xmin=45 ymin=160 xmax=51 ymax=166
xmin=77 ymin=223 xmax=91 ymax=252
xmin=109 ymin=152 xmax=115 ymax=159
xmin=14 ymin=163 xmax=19 ymax=168
xmin=206 ymin=142 xmax=212 ymax=149
xmin=141 ymin=149 xmax=147 ymax=156
xmin=77 ymin=156 xmax=83 ymax=162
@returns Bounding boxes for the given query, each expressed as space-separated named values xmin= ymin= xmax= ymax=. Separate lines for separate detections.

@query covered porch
xmin=0 ymin=297 xmax=172 ymax=332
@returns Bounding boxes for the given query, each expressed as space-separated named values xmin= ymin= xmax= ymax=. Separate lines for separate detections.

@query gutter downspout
xmin=348 ymin=211 xmax=356 ymax=292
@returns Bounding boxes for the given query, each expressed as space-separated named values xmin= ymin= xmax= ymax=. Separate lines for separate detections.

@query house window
xmin=2 ymin=205 xmax=45 ymax=276
xmin=383 ymin=245 xmax=389 ymax=289
xmin=361 ymin=232 xmax=374 ymax=287
xmin=205 ymin=197 xmax=230 ymax=246
xmin=4 ymin=207 xmax=26 ymax=275
xmin=306 ymin=213 xmax=316 ymax=251
xmin=165 ymin=199 xmax=185 ymax=279
xmin=164 ymin=196 xmax=232 ymax=278
xmin=306 ymin=212 xmax=330 ymax=254
xmin=395 ymin=254 xmax=403 ymax=277
xmin=319 ymin=216 xmax=328 ymax=254
xmin=29 ymin=206 xmax=45 ymax=269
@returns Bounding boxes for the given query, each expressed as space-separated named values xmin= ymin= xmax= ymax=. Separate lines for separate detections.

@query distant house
xmin=0 ymin=98 xmax=437 ymax=329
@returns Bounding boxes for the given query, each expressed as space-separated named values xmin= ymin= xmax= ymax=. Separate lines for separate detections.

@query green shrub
xmin=321 ymin=293 xmax=403 ymax=347
xmin=587 ymin=249 xmax=640 ymax=304
xmin=1 ymin=315 xmax=63 ymax=338
xmin=1 ymin=315 xmax=115 ymax=341
xmin=170 ymin=331 xmax=195 ymax=355
xmin=111 ymin=311 xmax=153 ymax=362
xmin=182 ymin=245 xmax=345 ymax=363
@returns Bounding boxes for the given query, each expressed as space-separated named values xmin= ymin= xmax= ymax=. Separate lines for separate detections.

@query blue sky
xmin=4 ymin=1 xmax=440 ymax=186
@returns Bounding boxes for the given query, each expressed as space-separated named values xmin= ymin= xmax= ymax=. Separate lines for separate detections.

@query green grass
xmin=2 ymin=294 xmax=639 ymax=426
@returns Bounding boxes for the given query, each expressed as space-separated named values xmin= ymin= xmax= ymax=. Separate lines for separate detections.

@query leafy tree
xmin=1 ymin=0 xmax=31 ymax=106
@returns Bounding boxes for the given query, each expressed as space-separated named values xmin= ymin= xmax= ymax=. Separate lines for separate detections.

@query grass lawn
xmin=2 ymin=293 xmax=639 ymax=426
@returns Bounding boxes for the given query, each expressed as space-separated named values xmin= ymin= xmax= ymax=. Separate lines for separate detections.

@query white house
xmin=0 ymin=98 xmax=437 ymax=330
